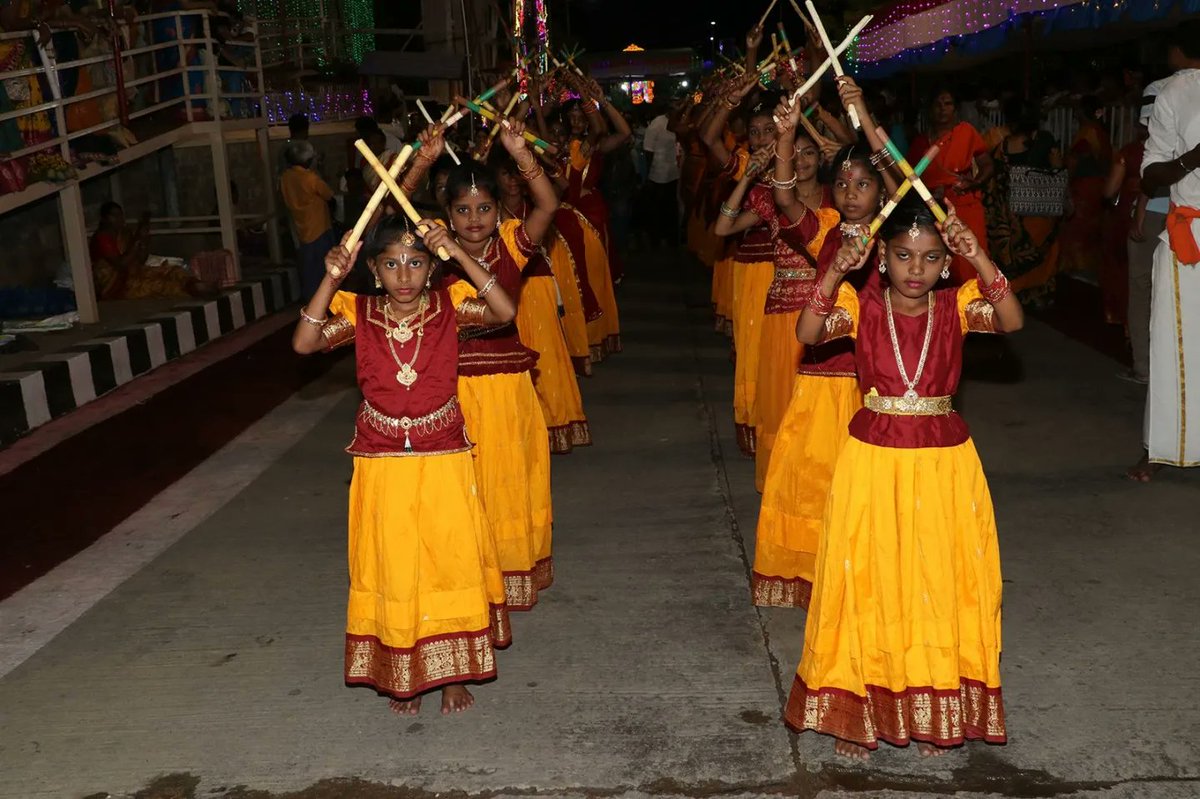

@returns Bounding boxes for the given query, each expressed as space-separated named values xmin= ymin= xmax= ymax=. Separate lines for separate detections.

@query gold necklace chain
xmin=884 ymin=288 xmax=936 ymax=402
xmin=382 ymin=293 xmax=430 ymax=389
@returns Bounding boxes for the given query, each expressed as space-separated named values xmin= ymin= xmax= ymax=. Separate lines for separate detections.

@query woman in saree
xmin=90 ymin=202 xmax=216 ymax=299
xmin=907 ymin=88 xmax=993 ymax=284
xmin=1058 ymin=96 xmax=1112 ymax=275
xmin=982 ymin=101 xmax=1064 ymax=309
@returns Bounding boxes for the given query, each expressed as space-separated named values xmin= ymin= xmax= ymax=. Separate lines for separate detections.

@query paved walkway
xmin=0 ymin=253 xmax=1197 ymax=799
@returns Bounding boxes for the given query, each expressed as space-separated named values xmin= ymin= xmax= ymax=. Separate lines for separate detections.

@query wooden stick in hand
xmin=354 ymin=140 xmax=451 ymax=260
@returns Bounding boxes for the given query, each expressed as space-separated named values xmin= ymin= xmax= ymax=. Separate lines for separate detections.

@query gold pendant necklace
xmin=382 ymin=294 xmax=430 ymax=389
xmin=884 ymin=288 xmax=936 ymax=409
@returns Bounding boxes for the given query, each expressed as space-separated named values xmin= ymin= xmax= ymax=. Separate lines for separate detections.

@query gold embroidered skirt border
xmin=548 ymin=420 xmax=592 ymax=454
xmin=784 ymin=675 xmax=1007 ymax=749
xmin=863 ymin=394 xmax=953 ymax=417
xmin=503 ymin=557 xmax=555 ymax=610
xmin=750 ymin=572 xmax=813 ymax=610
xmin=344 ymin=607 xmax=511 ymax=700
xmin=736 ymin=423 xmax=757 ymax=456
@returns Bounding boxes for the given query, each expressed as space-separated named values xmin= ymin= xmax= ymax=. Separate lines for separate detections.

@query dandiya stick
xmin=342 ymin=108 xmax=468 ymax=254
xmin=455 ymin=95 xmax=557 ymax=154
xmin=776 ymin=15 xmax=872 ymax=114
xmin=864 ymin=146 xmax=940 ymax=243
xmin=777 ymin=23 xmax=802 ymax=80
xmin=342 ymin=144 xmax=415 ymax=259
xmin=787 ymin=0 xmax=812 ymax=27
xmin=719 ymin=53 xmax=746 ymax=73
xmin=758 ymin=0 xmax=780 ymax=27
xmin=805 ymin=0 xmax=860 ymax=129
xmin=488 ymin=92 xmax=522 ymax=144
xmin=797 ymin=111 xmax=834 ymax=150
xmin=876 ymin=127 xmax=946 ymax=223
xmin=355 ymin=140 xmax=451 ymax=261
xmin=417 ymin=99 xmax=461 ymax=165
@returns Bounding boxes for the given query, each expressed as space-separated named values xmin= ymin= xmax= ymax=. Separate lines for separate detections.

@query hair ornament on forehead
xmin=469 ymin=172 xmax=480 ymax=197
xmin=908 ymin=218 xmax=921 ymax=241
xmin=841 ymin=144 xmax=855 ymax=173
xmin=398 ymin=217 xmax=418 ymax=249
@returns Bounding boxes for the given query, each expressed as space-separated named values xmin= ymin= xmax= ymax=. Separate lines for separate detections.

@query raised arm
xmin=702 ymin=74 xmax=757 ymax=168
xmin=501 ymin=118 xmax=559 ymax=246
xmin=771 ymin=99 xmax=809 ymax=225
xmin=424 ymin=224 xmax=516 ymax=324
xmin=714 ymin=153 xmax=769 ymax=236
xmin=293 ymin=233 xmax=358 ymax=354
xmin=942 ymin=202 xmax=1023 ymax=333
xmin=836 ymin=77 xmax=900 ymax=194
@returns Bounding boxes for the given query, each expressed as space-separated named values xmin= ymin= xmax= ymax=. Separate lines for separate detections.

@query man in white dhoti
xmin=1131 ymin=22 xmax=1200 ymax=481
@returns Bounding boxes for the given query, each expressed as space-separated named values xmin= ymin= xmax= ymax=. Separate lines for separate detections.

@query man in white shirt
xmin=642 ymin=101 xmax=681 ymax=248
xmin=1131 ymin=22 xmax=1200 ymax=480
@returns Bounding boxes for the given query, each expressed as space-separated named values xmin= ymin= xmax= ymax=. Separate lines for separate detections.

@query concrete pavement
xmin=0 ymin=251 xmax=1197 ymax=798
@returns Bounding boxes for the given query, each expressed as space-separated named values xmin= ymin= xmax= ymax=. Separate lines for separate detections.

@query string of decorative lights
xmin=264 ymin=88 xmax=374 ymax=124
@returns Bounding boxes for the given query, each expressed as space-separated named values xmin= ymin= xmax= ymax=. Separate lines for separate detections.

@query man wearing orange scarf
xmin=1132 ymin=22 xmax=1200 ymax=480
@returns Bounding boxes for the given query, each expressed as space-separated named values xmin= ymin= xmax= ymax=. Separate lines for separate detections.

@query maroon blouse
xmin=734 ymin=183 xmax=776 ymax=264
xmin=324 ymin=290 xmax=470 ymax=456
xmin=836 ymin=282 xmax=998 ymax=448
xmin=446 ymin=222 xmax=539 ymax=377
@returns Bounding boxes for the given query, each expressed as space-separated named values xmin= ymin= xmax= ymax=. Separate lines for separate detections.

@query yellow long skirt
xmin=458 ymin=372 xmax=554 ymax=609
xmin=731 ymin=260 xmax=774 ymax=455
xmin=713 ymin=255 xmax=734 ymax=335
xmin=785 ymin=436 xmax=1007 ymax=749
xmin=547 ymin=234 xmax=591 ymax=373
xmin=753 ymin=310 xmax=804 ymax=492
xmin=752 ymin=374 xmax=861 ymax=608
xmin=344 ymin=452 xmax=511 ymax=699
xmin=580 ymin=218 xmax=622 ymax=361
xmin=517 ymin=275 xmax=591 ymax=454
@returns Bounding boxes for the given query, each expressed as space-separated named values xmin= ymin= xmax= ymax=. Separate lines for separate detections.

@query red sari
xmin=909 ymin=122 xmax=990 ymax=284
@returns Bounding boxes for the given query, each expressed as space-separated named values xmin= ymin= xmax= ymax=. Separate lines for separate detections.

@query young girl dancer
xmin=292 ymin=216 xmax=515 ymax=717
xmin=786 ymin=196 xmax=1023 ymax=758
xmin=492 ymin=150 xmax=591 ymax=453
xmin=751 ymin=127 xmax=836 ymax=492
xmin=444 ymin=120 xmax=559 ymax=609
xmin=706 ymin=76 xmax=779 ymax=455
xmin=751 ymin=90 xmax=886 ymax=607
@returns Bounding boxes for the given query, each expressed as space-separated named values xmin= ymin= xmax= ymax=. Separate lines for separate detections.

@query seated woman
xmin=90 ymin=202 xmax=216 ymax=300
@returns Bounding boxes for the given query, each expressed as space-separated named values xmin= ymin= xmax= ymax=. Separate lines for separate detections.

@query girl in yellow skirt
xmin=704 ymin=76 xmax=780 ymax=455
xmin=492 ymin=150 xmax=592 ymax=454
xmin=750 ymin=129 xmax=836 ymax=493
xmin=788 ymin=196 xmax=1023 ymax=758
xmin=444 ymin=120 xmax=558 ymax=610
xmin=292 ymin=214 xmax=516 ymax=716
xmin=752 ymin=86 xmax=902 ymax=604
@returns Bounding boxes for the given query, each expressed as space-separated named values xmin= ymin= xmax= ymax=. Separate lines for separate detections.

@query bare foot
xmin=441 ymin=685 xmax=475 ymax=715
xmin=834 ymin=739 xmax=870 ymax=761
xmin=388 ymin=696 xmax=421 ymax=716
xmin=1127 ymin=453 xmax=1162 ymax=483
xmin=917 ymin=742 xmax=950 ymax=758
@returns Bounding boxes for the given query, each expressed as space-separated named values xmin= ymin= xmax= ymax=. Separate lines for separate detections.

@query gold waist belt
xmin=863 ymin=393 xmax=953 ymax=416
xmin=360 ymin=396 xmax=459 ymax=440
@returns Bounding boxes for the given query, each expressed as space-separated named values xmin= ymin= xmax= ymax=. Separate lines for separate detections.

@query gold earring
xmin=373 ymin=274 xmax=382 ymax=289
xmin=940 ymin=265 xmax=951 ymax=280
